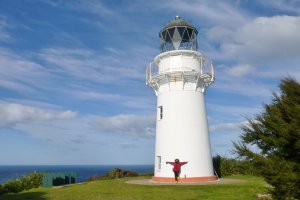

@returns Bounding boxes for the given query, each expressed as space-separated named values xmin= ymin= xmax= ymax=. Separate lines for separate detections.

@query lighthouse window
xmin=157 ymin=156 xmax=162 ymax=170
xmin=158 ymin=106 xmax=163 ymax=120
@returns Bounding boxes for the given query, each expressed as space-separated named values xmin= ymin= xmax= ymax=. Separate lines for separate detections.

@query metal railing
xmin=146 ymin=58 xmax=214 ymax=84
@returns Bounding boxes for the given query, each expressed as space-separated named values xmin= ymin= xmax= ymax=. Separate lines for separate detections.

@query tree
xmin=233 ymin=77 xmax=300 ymax=200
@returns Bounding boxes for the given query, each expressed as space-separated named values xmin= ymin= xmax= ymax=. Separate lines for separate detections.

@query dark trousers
xmin=174 ymin=171 xmax=180 ymax=180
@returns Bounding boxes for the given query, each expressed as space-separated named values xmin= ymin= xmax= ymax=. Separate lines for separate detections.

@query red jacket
xmin=168 ymin=162 xmax=187 ymax=172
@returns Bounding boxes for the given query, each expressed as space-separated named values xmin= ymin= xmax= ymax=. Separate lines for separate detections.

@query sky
xmin=0 ymin=0 xmax=300 ymax=165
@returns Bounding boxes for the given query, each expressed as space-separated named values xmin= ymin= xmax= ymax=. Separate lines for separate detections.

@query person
xmin=166 ymin=159 xmax=188 ymax=183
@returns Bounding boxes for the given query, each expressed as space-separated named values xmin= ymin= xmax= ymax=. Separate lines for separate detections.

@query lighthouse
xmin=146 ymin=16 xmax=216 ymax=182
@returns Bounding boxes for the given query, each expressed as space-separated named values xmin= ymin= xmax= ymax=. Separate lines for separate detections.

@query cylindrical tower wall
xmin=154 ymin=91 xmax=214 ymax=179
xmin=147 ymin=16 xmax=216 ymax=182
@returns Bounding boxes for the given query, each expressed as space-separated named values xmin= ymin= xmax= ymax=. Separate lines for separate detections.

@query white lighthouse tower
xmin=146 ymin=16 xmax=216 ymax=182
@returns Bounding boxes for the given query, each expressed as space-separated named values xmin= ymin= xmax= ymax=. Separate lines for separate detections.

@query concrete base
xmin=152 ymin=176 xmax=217 ymax=183
xmin=126 ymin=178 xmax=245 ymax=185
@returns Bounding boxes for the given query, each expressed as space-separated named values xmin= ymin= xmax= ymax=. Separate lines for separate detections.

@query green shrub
xmin=21 ymin=172 xmax=43 ymax=190
xmin=86 ymin=168 xmax=139 ymax=182
xmin=0 ymin=184 xmax=8 ymax=195
xmin=4 ymin=179 xmax=23 ymax=193
xmin=138 ymin=172 xmax=154 ymax=176
xmin=106 ymin=168 xmax=138 ymax=179
xmin=261 ymin=158 xmax=300 ymax=199
xmin=215 ymin=156 xmax=260 ymax=177
xmin=3 ymin=172 xmax=43 ymax=193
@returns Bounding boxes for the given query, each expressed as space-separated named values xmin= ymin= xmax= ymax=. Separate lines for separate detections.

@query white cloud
xmin=93 ymin=114 xmax=156 ymax=139
xmin=58 ymin=110 xmax=78 ymax=119
xmin=210 ymin=121 xmax=247 ymax=132
xmin=206 ymin=15 xmax=300 ymax=81
xmin=226 ymin=64 xmax=256 ymax=77
xmin=0 ymin=101 xmax=77 ymax=127
xmin=219 ymin=15 xmax=300 ymax=63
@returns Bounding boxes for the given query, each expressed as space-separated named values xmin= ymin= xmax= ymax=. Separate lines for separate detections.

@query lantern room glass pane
xmin=177 ymin=27 xmax=185 ymax=37
xmin=168 ymin=27 xmax=175 ymax=38
xmin=187 ymin=28 xmax=193 ymax=39
xmin=182 ymin=29 xmax=190 ymax=41
xmin=161 ymin=30 xmax=167 ymax=40
xmin=165 ymin=31 xmax=171 ymax=42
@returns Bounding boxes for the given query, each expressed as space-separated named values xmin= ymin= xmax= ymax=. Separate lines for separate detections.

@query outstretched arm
xmin=166 ymin=162 xmax=175 ymax=165
xmin=180 ymin=162 xmax=188 ymax=166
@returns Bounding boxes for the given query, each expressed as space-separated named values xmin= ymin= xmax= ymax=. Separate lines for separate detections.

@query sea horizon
xmin=0 ymin=164 xmax=154 ymax=184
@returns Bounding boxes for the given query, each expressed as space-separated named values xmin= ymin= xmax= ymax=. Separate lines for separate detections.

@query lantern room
xmin=159 ymin=16 xmax=198 ymax=52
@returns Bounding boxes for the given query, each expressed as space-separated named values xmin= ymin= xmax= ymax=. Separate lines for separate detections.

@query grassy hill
xmin=0 ymin=175 xmax=268 ymax=200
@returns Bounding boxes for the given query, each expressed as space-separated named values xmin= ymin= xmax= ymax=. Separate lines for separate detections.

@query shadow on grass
xmin=0 ymin=192 xmax=47 ymax=200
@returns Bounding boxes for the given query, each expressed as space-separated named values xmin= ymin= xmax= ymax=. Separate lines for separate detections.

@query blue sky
xmin=0 ymin=0 xmax=299 ymax=165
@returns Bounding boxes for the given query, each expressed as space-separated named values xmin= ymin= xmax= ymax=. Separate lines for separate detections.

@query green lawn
xmin=0 ymin=176 xmax=269 ymax=200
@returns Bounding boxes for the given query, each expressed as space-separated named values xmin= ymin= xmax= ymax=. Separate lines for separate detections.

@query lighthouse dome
xmin=159 ymin=16 xmax=198 ymax=52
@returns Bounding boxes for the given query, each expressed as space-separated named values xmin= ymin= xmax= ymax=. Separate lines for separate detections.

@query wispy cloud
xmin=67 ymin=0 xmax=115 ymax=17
xmin=160 ymin=0 xmax=250 ymax=27
xmin=12 ymin=113 xmax=155 ymax=147
xmin=71 ymin=87 xmax=155 ymax=110
xmin=211 ymin=75 xmax=273 ymax=98
xmin=210 ymin=121 xmax=247 ymax=132
xmin=38 ymin=47 xmax=145 ymax=83
xmin=74 ymin=91 xmax=122 ymax=101
xmin=226 ymin=64 xmax=256 ymax=78
xmin=92 ymin=114 xmax=156 ymax=139
xmin=258 ymin=0 xmax=300 ymax=15
xmin=15 ymin=116 xmax=105 ymax=146
xmin=0 ymin=101 xmax=77 ymax=127
xmin=0 ymin=48 xmax=54 ymax=94
xmin=0 ymin=15 xmax=12 ymax=42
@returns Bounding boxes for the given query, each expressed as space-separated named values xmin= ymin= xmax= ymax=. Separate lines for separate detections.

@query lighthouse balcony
xmin=146 ymin=70 xmax=213 ymax=93
xmin=146 ymin=51 xmax=214 ymax=94
xmin=146 ymin=64 xmax=214 ymax=94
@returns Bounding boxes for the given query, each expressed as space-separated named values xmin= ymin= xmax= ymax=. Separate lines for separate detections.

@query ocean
xmin=0 ymin=165 xmax=154 ymax=184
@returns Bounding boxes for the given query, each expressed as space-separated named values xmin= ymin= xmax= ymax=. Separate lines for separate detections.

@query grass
xmin=0 ymin=175 xmax=269 ymax=200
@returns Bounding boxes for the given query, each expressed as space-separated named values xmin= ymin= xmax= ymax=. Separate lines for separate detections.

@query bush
xmin=21 ymin=172 xmax=43 ymax=190
xmin=221 ymin=157 xmax=258 ymax=176
xmin=212 ymin=156 xmax=260 ymax=177
xmin=4 ymin=179 xmax=23 ymax=193
xmin=138 ymin=172 xmax=154 ymax=176
xmin=0 ymin=184 xmax=8 ymax=195
xmin=106 ymin=168 xmax=138 ymax=179
xmin=86 ymin=168 xmax=139 ymax=182
xmin=3 ymin=172 xmax=43 ymax=193
xmin=261 ymin=158 xmax=300 ymax=199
